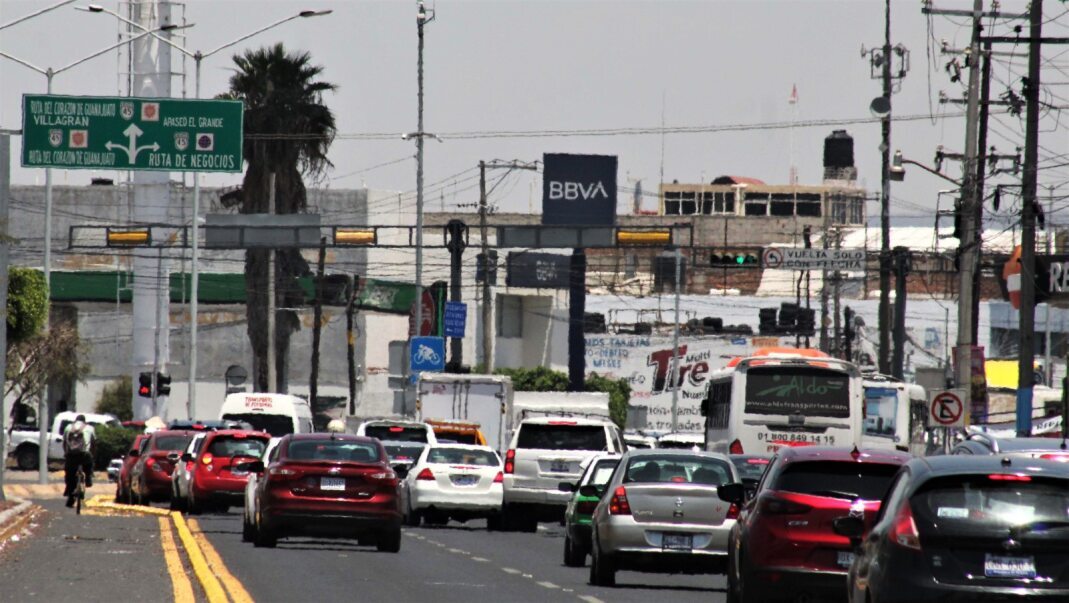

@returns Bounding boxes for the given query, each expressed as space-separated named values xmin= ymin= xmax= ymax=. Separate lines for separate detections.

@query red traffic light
xmin=138 ymin=385 xmax=151 ymax=396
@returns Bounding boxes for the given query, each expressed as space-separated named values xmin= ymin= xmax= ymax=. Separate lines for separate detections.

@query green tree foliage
xmin=7 ymin=267 xmax=48 ymax=346
xmin=218 ymin=43 xmax=337 ymax=392
xmin=5 ymin=323 xmax=89 ymax=416
xmin=494 ymin=367 xmax=631 ymax=429
xmin=93 ymin=424 xmax=136 ymax=470
xmin=94 ymin=376 xmax=133 ymax=422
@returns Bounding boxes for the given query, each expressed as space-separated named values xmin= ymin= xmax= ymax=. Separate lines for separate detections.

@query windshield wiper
xmin=808 ymin=489 xmax=860 ymax=500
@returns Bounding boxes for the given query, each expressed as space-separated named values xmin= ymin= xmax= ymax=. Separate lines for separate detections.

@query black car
xmin=951 ymin=431 xmax=1069 ymax=462
xmin=836 ymin=454 xmax=1069 ymax=602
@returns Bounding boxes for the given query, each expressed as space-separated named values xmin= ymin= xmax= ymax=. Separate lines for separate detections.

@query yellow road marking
xmin=187 ymin=518 xmax=254 ymax=603
xmin=171 ymin=512 xmax=229 ymax=603
xmin=158 ymin=517 xmax=196 ymax=603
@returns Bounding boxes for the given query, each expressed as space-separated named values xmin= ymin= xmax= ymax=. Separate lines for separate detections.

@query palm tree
xmin=219 ymin=43 xmax=337 ymax=392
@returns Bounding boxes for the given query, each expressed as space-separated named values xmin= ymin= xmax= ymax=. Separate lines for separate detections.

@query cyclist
xmin=63 ymin=414 xmax=95 ymax=508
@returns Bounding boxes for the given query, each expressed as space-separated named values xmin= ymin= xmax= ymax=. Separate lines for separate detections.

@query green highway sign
xmin=21 ymin=94 xmax=243 ymax=173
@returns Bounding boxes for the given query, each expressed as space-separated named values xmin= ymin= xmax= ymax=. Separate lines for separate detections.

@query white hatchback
xmin=242 ymin=437 xmax=281 ymax=542
xmin=405 ymin=444 xmax=503 ymax=529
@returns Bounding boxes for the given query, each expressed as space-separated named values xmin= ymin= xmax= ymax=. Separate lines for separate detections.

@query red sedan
xmin=250 ymin=434 xmax=402 ymax=552
xmin=720 ymin=446 xmax=911 ymax=603
xmin=115 ymin=434 xmax=150 ymax=504
xmin=130 ymin=430 xmax=196 ymax=504
xmin=187 ymin=430 xmax=271 ymax=514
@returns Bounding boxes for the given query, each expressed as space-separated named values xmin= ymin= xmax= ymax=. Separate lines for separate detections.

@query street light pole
xmin=80 ymin=5 xmax=333 ymax=416
xmin=413 ymin=2 xmax=433 ymax=338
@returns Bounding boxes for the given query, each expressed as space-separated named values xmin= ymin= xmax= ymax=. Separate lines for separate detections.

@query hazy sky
xmin=1 ymin=0 xmax=1066 ymax=227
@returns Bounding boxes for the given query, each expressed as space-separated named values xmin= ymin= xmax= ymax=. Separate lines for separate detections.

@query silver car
xmin=170 ymin=432 xmax=207 ymax=511
xmin=587 ymin=449 xmax=738 ymax=587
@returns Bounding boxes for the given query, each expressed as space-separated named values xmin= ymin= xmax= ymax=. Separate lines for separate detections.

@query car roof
xmin=776 ymin=446 xmax=912 ymax=465
xmin=150 ymin=429 xmax=193 ymax=438
xmin=361 ymin=419 xmax=427 ymax=427
xmin=520 ymin=417 xmax=611 ymax=426
xmin=285 ymin=433 xmax=377 ymax=443
xmin=205 ymin=429 xmax=270 ymax=439
xmin=623 ymin=448 xmax=731 ymax=462
xmin=378 ymin=440 xmax=426 ymax=446
xmin=912 ymin=454 xmax=1069 ymax=479
xmin=427 ymin=443 xmax=495 ymax=451
xmin=978 ymin=436 xmax=1069 ymax=452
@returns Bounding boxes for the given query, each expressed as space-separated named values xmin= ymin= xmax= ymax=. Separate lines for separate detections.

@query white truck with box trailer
xmin=416 ymin=374 xmax=513 ymax=452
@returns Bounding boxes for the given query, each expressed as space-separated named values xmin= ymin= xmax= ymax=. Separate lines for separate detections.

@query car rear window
xmin=586 ymin=459 xmax=620 ymax=486
xmin=912 ymin=475 xmax=1069 ymax=534
xmin=384 ymin=444 xmax=425 ymax=462
xmin=516 ymin=424 xmax=606 ymax=451
xmin=427 ymin=447 xmax=498 ymax=466
xmin=774 ymin=460 xmax=900 ymax=500
xmin=221 ymin=413 xmax=293 ymax=437
xmin=287 ymin=440 xmax=382 ymax=463
xmin=437 ymin=431 xmax=479 ymax=445
xmin=154 ymin=435 xmax=192 ymax=451
xmin=744 ymin=367 xmax=851 ymax=418
xmin=624 ymin=455 xmax=733 ymax=486
xmin=732 ymin=456 xmax=771 ymax=481
xmin=207 ymin=436 xmax=268 ymax=458
xmin=364 ymin=425 xmax=428 ymax=443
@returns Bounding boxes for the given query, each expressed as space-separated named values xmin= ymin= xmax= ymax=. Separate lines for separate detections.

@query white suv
xmin=502 ymin=417 xmax=625 ymax=532
xmin=356 ymin=419 xmax=438 ymax=445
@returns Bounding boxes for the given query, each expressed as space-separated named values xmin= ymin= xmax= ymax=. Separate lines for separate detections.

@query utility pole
xmin=878 ymin=0 xmax=893 ymax=375
xmin=0 ymin=133 xmax=10 ymax=502
xmin=347 ymin=276 xmax=359 ymax=415
xmin=568 ymin=249 xmax=587 ymax=392
xmin=310 ymin=237 xmax=326 ymax=409
xmin=478 ymin=161 xmax=491 ymax=371
xmin=445 ymin=220 xmax=468 ymax=369
xmin=267 ymin=172 xmax=277 ymax=392
xmin=892 ymin=246 xmax=911 ymax=380
xmin=669 ymin=245 xmax=682 ymax=432
xmin=819 ymin=198 xmax=831 ymax=353
xmin=1017 ymin=0 xmax=1044 ymax=436
xmin=412 ymin=2 xmax=435 ymax=340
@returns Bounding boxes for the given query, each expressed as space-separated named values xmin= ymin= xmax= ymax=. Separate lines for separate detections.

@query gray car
xmin=951 ymin=431 xmax=1069 ymax=461
xmin=587 ymin=449 xmax=738 ymax=587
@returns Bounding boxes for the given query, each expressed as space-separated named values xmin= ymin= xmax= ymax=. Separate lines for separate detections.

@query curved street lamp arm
xmin=76 ymin=5 xmax=197 ymax=59
xmin=0 ymin=0 xmax=78 ymax=32
xmin=200 ymin=10 xmax=332 ymax=60
xmin=0 ymin=51 xmax=47 ymax=76
xmin=54 ymin=25 xmax=188 ymax=75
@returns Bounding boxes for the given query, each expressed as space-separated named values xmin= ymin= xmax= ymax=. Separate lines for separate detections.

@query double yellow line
xmin=86 ymin=495 xmax=253 ymax=602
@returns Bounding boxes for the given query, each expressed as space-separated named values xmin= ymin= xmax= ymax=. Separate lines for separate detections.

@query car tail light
xmin=416 ymin=468 xmax=435 ymax=481
xmin=146 ymin=457 xmax=155 ymax=469
xmin=548 ymin=420 xmax=577 ymax=425
xmin=200 ymin=454 xmax=214 ymax=465
xmin=267 ymin=466 xmax=299 ymax=484
xmin=185 ymin=461 xmax=194 ymax=472
xmin=608 ymin=486 xmax=631 ymax=515
xmin=760 ymin=496 xmax=812 ymax=515
xmin=1039 ymin=454 xmax=1069 ymax=463
xmin=988 ymin=473 xmax=1032 ymax=481
xmin=389 ymin=426 xmax=404 ymax=433
xmin=504 ymin=449 xmax=515 ymax=474
xmin=729 ymin=439 xmax=743 ymax=454
xmin=577 ymin=500 xmax=598 ymax=515
xmin=726 ymin=503 xmax=740 ymax=520
xmin=493 ymin=471 xmax=503 ymax=483
xmin=890 ymin=503 xmax=921 ymax=550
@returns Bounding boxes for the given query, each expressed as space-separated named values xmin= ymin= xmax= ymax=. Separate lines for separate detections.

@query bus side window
xmin=707 ymin=381 xmax=731 ymax=430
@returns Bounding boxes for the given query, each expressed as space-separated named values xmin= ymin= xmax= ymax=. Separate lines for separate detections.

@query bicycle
xmin=73 ymin=464 xmax=86 ymax=515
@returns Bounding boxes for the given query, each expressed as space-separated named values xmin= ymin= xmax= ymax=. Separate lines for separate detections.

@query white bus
xmin=701 ymin=348 xmax=863 ymax=455
xmin=219 ymin=392 xmax=314 ymax=436
xmin=861 ymin=375 xmax=927 ymax=455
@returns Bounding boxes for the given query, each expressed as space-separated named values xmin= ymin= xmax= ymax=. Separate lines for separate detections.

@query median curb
xmin=0 ymin=498 xmax=37 ymax=545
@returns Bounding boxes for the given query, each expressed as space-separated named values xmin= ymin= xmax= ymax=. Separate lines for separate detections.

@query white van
xmin=219 ymin=393 xmax=313 ymax=437
xmin=861 ymin=375 xmax=927 ymax=454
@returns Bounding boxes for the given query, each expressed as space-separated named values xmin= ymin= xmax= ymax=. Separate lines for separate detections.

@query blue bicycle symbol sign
xmin=410 ymin=336 xmax=446 ymax=379
xmin=415 ymin=344 xmax=441 ymax=364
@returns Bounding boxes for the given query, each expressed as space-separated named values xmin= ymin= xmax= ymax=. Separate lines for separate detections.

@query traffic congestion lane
xmin=0 ymin=500 xmax=184 ymax=602
xmin=194 ymin=511 xmax=727 ymax=603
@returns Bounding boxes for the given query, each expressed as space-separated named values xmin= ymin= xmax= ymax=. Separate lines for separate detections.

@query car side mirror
xmin=128 ymin=449 xmax=140 ymax=458
xmin=578 ymin=484 xmax=601 ymax=498
xmin=244 ymin=460 xmax=265 ymax=474
xmin=181 ymin=452 xmax=192 ymax=462
xmin=717 ymin=482 xmax=745 ymax=505
xmin=167 ymin=452 xmax=180 ymax=463
xmin=558 ymin=481 xmax=576 ymax=493
xmin=393 ymin=465 xmax=409 ymax=479
xmin=833 ymin=516 xmax=865 ymax=548
xmin=741 ymin=478 xmax=759 ymax=500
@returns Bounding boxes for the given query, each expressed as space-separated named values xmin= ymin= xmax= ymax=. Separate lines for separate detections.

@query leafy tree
xmin=494 ymin=367 xmax=631 ymax=429
xmin=94 ymin=375 xmax=133 ymax=422
xmin=219 ymin=43 xmax=337 ymax=392
xmin=7 ymin=267 xmax=47 ymax=346
xmin=5 ymin=323 xmax=90 ymax=420
xmin=93 ymin=424 xmax=136 ymax=470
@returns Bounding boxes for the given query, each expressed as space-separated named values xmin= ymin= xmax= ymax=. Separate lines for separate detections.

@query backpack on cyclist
xmin=65 ymin=425 xmax=88 ymax=453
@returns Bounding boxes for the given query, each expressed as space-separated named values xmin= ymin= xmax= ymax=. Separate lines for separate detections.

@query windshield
xmin=863 ymin=387 xmax=900 ymax=438
xmin=364 ymin=425 xmax=429 ymax=443
xmin=426 ymin=447 xmax=498 ymax=466
xmin=913 ymin=476 xmax=1069 ymax=534
xmin=287 ymin=440 xmax=382 ymax=463
xmin=744 ymin=366 xmax=851 ymax=418
xmin=585 ymin=459 xmax=620 ymax=486
xmin=221 ymin=413 xmax=293 ymax=437
xmin=516 ymin=424 xmax=607 ymax=451
xmin=384 ymin=444 xmax=425 ymax=462
xmin=153 ymin=435 xmax=193 ymax=451
xmin=207 ymin=436 xmax=267 ymax=458
xmin=436 ymin=431 xmax=479 ymax=445
xmin=774 ymin=460 xmax=900 ymax=500
xmin=732 ymin=456 xmax=771 ymax=481
xmin=624 ymin=455 xmax=733 ymax=486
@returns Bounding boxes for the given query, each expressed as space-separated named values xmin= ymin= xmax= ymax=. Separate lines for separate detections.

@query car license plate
xmin=837 ymin=551 xmax=855 ymax=568
xmin=662 ymin=533 xmax=693 ymax=551
xmin=550 ymin=461 xmax=570 ymax=473
xmin=320 ymin=477 xmax=346 ymax=491
xmin=451 ymin=474 xmax=478 ymax=486
xmin=984 ymin=554 xmax=1036 ymax=579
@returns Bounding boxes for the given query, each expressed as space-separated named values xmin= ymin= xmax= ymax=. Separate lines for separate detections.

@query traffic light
xmin=138 ymin=372 xmax=153 ymax=398
xmin=156 ymin=372 xmax=171 ymax=397
xmin=710 ymin=251 xmax=758 ymax=268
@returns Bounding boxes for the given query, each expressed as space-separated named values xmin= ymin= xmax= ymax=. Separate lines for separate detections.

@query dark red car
xmin=187 ymin=430 xmax=270 ymax=514
xmin=719 ymin=446 xmax=911 ymax=603
xmin=129 ymin=430 xmax=196 ymax=504
xmin=115 ymin=433 xmax=150 ymax=504
xmin=249 ymin=434 xmax=402 ymax=552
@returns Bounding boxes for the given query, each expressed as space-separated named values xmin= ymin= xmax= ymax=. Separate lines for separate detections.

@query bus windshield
xmin=743 ymin=366 xmax=851 ymax=418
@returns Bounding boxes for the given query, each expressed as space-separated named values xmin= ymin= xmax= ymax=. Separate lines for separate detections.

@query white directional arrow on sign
xmin=105 ymin=123 xmax=159 ymax=164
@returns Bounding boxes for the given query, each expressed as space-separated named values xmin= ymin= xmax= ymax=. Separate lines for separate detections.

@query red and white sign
xmin=929 ymin=389 xmax=967 ymax=428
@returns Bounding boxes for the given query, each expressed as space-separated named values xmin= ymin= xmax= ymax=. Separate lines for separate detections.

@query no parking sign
xmin=928 ymin=389 xmax=967 ymax=428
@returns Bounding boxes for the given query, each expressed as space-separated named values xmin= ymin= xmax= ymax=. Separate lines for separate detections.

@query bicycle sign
xmin=410 ymin=336 xmax=446 ymax=382
xmin=928 ymin=389 xmax=967 ymax=428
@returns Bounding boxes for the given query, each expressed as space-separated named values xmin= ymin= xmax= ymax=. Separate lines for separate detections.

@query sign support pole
xmin=567 ymin=249 xmax=586 ymax=392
